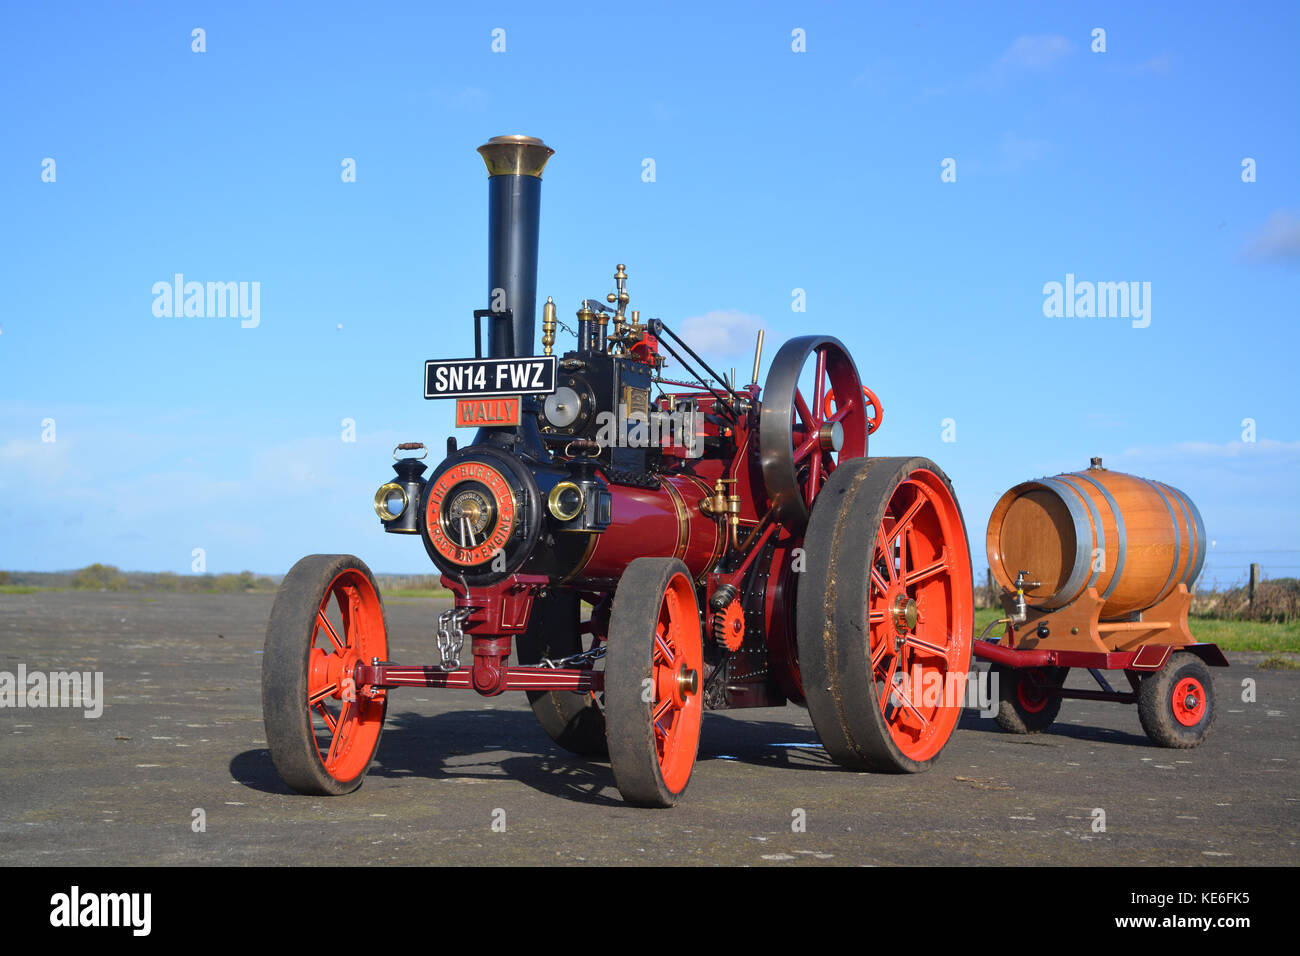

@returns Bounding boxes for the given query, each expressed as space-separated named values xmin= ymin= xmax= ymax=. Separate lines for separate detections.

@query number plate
xmin=424 ymin=357 xmax=557 ymax=399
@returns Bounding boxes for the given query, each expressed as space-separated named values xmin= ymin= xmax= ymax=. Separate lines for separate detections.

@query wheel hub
xmin=675 ymin=664 xmax=699 ymax=702
xmin=891 ymin=594 xmax=918 ymax=634
xmin=818 ymin=421 xmax=844 ymax=451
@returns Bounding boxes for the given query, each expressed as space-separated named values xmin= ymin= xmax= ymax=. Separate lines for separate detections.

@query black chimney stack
xmin=476 ymin=135 xmax=554 ymax=358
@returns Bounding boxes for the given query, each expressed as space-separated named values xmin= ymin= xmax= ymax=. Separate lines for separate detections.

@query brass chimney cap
xmin=477 ymin=135 xmax=555 ymax=178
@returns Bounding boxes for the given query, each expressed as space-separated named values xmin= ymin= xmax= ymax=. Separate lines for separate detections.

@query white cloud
xmin=995 ymin=34 xmax=1071 ymax=71
xmin=1243 ymin=210 xmax=1300 ymax=266
xmin=675 ymin=310 xmax=764 ymax=359
xmin=1114 ymin=438 xmax=1300 ymax=463
xmin=1132 ymin=53 xmax=1173 ymax=76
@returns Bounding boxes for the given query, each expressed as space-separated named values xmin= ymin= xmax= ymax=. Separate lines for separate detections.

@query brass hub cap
xmin=891 ymin=594 xmax=918 ymax=634
xmin=676 ymin=664 xmax=699 ymax=702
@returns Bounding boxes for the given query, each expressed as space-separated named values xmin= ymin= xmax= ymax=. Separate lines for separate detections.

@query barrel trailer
xmin=260 ymin=135 xmax=1225 ymax=807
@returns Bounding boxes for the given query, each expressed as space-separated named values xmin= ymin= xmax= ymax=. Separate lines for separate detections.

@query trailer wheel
xmin=1138 ymin=652 xmax=1216 ymax=748
xmin=516 ymin=590 xmax=608 ymax=758
xmin=262 ymin=554 xmax=388 ymax=795
xmin=991 ymin=665 xmax=1068 ymax=733
xmin=798 ymin=457 xmax=974 ymax=772
xmin=604 ymin=558 xmax=704 ymax=807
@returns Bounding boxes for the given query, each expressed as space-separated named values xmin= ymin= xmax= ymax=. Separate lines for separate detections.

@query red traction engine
xmin=261 ymin=135 xmax=976 ymax=806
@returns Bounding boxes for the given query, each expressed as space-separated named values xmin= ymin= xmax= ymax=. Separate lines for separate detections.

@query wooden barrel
xmin=986 ymin=460 xmax=1205 ymax=619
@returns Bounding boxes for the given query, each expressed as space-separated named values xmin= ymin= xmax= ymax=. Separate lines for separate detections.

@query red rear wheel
xmin=799 ymin=457 xmax=974 ymax=772
xmin=863 ymin=466 xmax=974 ymax=763
xmin=263 ymin=554 xmax=388 ymax=795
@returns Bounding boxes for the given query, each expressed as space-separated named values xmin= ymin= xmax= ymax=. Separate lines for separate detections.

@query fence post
xmin=1248 ymin=563 xmax=1260 ymax=606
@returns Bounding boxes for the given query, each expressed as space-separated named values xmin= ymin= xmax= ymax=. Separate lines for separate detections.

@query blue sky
xmin=2 ymin=1 xmax=1297 ymax=585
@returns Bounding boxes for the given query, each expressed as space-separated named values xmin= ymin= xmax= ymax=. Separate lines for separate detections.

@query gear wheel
xmin=712 ymin=600 xmax=745 ymax=652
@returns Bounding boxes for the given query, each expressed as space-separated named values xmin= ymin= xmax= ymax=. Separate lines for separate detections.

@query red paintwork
xmin=973 ymin=640 xmax=1228 ymax=672
xmin=354 ymin=663 xmax=602 ymax=692
xmin=575 ymin=473 xmax=723 ymax=588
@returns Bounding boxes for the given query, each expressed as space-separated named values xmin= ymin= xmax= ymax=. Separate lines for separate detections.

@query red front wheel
xmin=604 ymin=558 xmax=705 ymax=807
xmin=263 ymin=554 xmax=388 ymax=795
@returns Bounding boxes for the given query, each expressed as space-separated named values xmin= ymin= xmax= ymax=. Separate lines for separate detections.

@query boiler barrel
xmin=566 ymin=475 xmax=723 ymax=589
xmin=986 ymin=463 xmax=1205 ymax=619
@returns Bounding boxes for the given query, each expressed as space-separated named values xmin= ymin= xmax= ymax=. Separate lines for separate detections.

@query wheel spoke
xmin=652 ymin=697 xmax=673 ymax=724
xmin=825 ymin=402 xmax=853 ymax=425
xmin=653 ymin=630 xmax=674 ymax=666
xmin=316 ymin=610 xmax=344 ymax=654
xmin=904 ymin=635 xmax=949 ymax=658
xmin=326 ymin=700 xmax=354 ymax=766
xmin=870 ymin=634 xmax=890 ymax=671
xmin=894 ymin=495 xmax=926 ymax=535
xmin=878 ymin=649 xmax=901 ymax=713
xmin=308 ymin=683 xmax=338 ymax=706
xmin=876 ymin=527 xmax=896 ymax=584
xmin=793 ymin=390 xmax=815 ymax=432
xmin=313 ymin=701 xmax=338 ymax=734
xmin=896 ymin=524 xmax=910 ymax=583
xmin=792 ymin=430 xmax=820 ymax=464
xmin=906 ymin=555 xmax=949 ymax=587
xmin=870 ymin=564 xmax=889 ymax=595
xmin=812 ymin=349 xmax=827 ymax=425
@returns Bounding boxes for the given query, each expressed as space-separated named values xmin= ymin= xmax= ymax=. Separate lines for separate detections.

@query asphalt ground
xmin=0 ymin=590 xmax=1296 ymax=866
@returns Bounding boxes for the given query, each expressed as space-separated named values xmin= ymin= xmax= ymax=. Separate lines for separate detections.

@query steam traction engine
xmin=261 ymin=136 xmax=975 ymax=807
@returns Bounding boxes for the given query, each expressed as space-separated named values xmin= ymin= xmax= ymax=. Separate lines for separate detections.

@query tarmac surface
xmin=1 ymin=590 xmax=1296 ymax=866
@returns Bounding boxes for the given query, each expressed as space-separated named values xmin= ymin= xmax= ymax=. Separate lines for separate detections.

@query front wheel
xmin=604 ymin=558 xmax=705 ymax=807
xmin=262 ymin=554 xmax=388 ymax=795
xmin=516 ymin=590 xmax=608 ymax=758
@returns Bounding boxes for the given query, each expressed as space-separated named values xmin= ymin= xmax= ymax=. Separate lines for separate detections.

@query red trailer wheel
xmin=798 ymin=457 xmax=974 ymax=772
xmin=605 ymin=558 xmax=704 ymax=807
xmin=991 ymin=664 xmax=1068 ymax=734
xmin=1138 ymin=652 xmax=1216 ymax=748
xmin=262 ymin=554 xmax=388 ymax=795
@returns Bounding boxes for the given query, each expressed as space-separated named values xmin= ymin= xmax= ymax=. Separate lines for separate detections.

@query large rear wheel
xmin=798 ymin=457 xmax=974 ymax=772
xmin=262 ymin=554 xmax=388 ymax=795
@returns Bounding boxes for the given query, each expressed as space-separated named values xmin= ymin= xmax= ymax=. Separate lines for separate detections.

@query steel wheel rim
xmin=651 ymin=572 xmax=703 ymax=791
xmin=865 ymin=469 xmax=973 ymax=762
xmin=305 ymin=569 xmax=387 ymax=781
xmin=1172 ymin=676 xmax=1206 ymax=727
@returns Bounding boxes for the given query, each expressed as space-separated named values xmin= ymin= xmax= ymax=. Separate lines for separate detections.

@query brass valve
xmin=701 ymin=478 xmax=740 ymax=523
xmin=542 ymin=296 xmax=557 ymax=356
